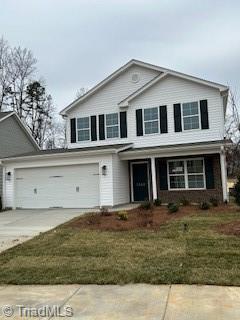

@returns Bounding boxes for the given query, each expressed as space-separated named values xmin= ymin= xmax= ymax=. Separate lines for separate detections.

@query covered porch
xmin=119 ymin=140 xmax=229 ymax=204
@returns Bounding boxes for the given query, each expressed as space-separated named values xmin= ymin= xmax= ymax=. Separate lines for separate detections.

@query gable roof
xmin=0 ymin=111 xmax=40 ymax=150
xmin=60 ymin=59 xmax=229 ymax=115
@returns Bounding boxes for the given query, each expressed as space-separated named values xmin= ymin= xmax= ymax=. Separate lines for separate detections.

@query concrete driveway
xmin=0 ymin=284 xmax=239 ymax=319
xmin=0 ymin=208 xmax=88 ymax=252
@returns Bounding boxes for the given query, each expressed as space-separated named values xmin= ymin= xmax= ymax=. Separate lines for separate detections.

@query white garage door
xmin=15 ymin=164 xmax=99 ymax=208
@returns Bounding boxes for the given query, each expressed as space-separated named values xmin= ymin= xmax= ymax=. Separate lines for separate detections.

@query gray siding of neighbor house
xmin=0 ymin=116 xmax=38 ymax=197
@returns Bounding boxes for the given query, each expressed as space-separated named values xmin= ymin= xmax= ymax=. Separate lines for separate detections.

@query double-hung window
xmin=77 ymin=117 xmax=90 ymax=141
xmin=144 ymin=107 xmax=159 ymax=134
xmin=182 ymin=101 xmax=200 ymax=130
xmin=106 ymin=113 xmax=119 ymax=138
xmin=168 ymin=158 xmax=205 ymax=190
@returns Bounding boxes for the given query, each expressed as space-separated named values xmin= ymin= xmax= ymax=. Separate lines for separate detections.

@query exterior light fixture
xmin=102 ymin=165 xmax=107 ymax=176
xmin=6 ymin=172 xmax=11 ymax=181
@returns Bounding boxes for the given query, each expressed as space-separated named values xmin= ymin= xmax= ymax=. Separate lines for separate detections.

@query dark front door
xmin=132 ymin=162 xmax=149 ymax=202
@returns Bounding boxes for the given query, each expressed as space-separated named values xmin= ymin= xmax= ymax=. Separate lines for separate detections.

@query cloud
xmin=0 ymin=0 xmax=240 ymax=111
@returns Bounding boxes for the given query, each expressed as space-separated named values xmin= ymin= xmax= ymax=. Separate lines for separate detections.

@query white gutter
xmin=0 ymin=148 xmax=126 ymax=164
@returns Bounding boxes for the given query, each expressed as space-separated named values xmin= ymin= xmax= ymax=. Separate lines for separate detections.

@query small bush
xmin=199 ymin=201 xmax=210 ymax=210
xmin=140 ymin=200 xmax=153 ymax=210
xmin=168 ymin=203 xmax=179 ymax=213
xmin=180 ymin=198 xmax=190 ymax=206
xmin=234 ymin=176 xmax=240 ymax=206
xmin=154 ymin=198 xmax=161 ymax=206
xmin=167 ymin=202 xmax=174 ymax=209
xmin=100 ymin=207 xmax=111 ymax=216
xmin=210 ymin=198 xmax=219 ymax=207
xmin=117 ymin=211 xmax=128 ymax=221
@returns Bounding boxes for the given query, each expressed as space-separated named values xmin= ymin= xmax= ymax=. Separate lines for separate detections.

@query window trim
xmin=167 ymin=157 xmax=206 ymax=190
xmin=76 ymin=116 xmax=91 ymax=142
xmin=143 ymin=107 xmax=160 ymax=135
xmin=181 ymin=101 xmax=201 ymax=131
xmin=105 ymin=112 xmax=120 ymax=139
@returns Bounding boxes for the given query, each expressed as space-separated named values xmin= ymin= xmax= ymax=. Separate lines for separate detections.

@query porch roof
xmin=119 ymin=140 xmax=231 ymax=160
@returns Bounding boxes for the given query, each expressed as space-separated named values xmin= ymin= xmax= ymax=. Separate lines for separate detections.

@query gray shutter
xmin=99 ymin=114 xmax=105 ymax=140
xmin=159 ymin=105 xmax=168 ymax=133
xmin=205 ymin=157 xmax=215 ymax=189
xmin=158 ymin=159 xmax=168 ymax=190
xmin=174 ymin=104 xmax=182 ymax=132
xmin=136 ymin=109 xmax=143 ymax=136
xmin=91 ymin=116 xmax=97 ymax=141
xmin=70 ymin=118 xmax=76 ymax=143
xmin=120 ymin=111 xmax=127 ymax=138
xmin=200 ymin=100 xmax=209 ymax=129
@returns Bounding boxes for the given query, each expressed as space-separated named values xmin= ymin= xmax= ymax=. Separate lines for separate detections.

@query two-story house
xmin=0 ymin=112 xmax=39 ymax=202
xmin=0 ymin=60 xmax=229 ymax=209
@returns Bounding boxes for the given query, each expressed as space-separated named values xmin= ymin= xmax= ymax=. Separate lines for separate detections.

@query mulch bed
xmin=216 ymin=221 xmax=240 ymax=237
xmin=66 ymin=204 xmax=236 ymax=231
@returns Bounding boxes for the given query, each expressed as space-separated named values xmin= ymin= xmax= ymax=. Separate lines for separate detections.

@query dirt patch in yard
xmin=66 ymin=204 xmax=235 ymax=231
xmin=216 ymin=221 xmax=240 ymax=237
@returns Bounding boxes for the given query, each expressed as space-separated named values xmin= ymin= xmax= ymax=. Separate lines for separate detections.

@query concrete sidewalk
xmin=0 ymin=284 xmax=239 ymax=319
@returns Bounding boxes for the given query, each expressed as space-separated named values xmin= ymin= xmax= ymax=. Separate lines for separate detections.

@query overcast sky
xmin=1 ymin=0 xmax=240 ymax=113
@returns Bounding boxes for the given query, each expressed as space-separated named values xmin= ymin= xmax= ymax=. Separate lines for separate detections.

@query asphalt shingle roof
xmin=0 ymin=111 xmax=13 ymax=120
xmin=2 ymin=143 xmax=133 ymax=159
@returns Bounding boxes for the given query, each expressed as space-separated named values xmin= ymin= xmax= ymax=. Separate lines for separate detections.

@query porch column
xmin=151 ymin=157 xmax=157 ymax=200
xmin=220 ymin=148 xmax=228 ymax=202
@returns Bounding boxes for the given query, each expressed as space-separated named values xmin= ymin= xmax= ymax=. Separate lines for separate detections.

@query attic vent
xmin=131 ymin=73 xmax=140 ymax=83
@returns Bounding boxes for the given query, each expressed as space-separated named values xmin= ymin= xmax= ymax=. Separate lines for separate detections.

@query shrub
xmin=0 ymin=197 xmax=2 ymax=211
xmin=154 ymin=198 xmax=161 ymax=206
xmin=117 ymin=211 xmax=128 ymax=221
xmin=168 ymin=203 xmax=179 ymax=213
xmin=210 ymin=198 xmax=219 ymax=207
xmin=180 ymin=198 xmax=190 ymax=206
xmin=234 ymin=176 xmax=240 ymax=206
xmin=100 ymin=207 xmax=111 ymax=216
xmin=199 ymin=201 xmax=210 ymax=210
xmin=140 ymin=200 xmax=153 ymax=210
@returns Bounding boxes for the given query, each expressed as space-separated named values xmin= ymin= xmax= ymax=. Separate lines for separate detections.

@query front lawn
xmin=0 ymin=205 xmax=240 ymax=285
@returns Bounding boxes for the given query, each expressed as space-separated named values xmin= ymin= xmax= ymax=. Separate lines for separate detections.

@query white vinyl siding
xmin=3 ymin=154 xmax=115 ymax=208
xmin=143 ymin=107 xmax=159 ymax=135
xmin=112 ymin=155 xmax=130 ymax=205
xmin=77 ymin=117 xmax=90 ymax=141
xmin=67 ymin=74 xmax=224 ymax=149
xmin=168 ymin=158 xmax=205 ymax=190
xmin=182 ymin=101 xmax=200 ymax=130
xmin=106 ymin=113 xmax=119 ymax=139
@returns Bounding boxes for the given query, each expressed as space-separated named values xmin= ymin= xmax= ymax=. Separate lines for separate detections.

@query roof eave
xmin=0 ymin=144 xmax=133 ymax=163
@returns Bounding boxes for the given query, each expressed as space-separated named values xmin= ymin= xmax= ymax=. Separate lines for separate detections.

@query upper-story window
xmin=168 ymin=158 xmax=205 ymax=190
xmin=182 ymin=101 xmax=200 ymax=130
xmin=77 ymin=117 xmax=90 ymax=141
xmin=106 ymin=113 xmax=119 ymax=138
xmin=144 ymin=107 xmax=159 ymax=134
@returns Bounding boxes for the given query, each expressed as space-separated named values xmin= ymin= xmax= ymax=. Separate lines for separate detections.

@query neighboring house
xmin=0 ymin=112 xmax=39 ymax=201
xmin=0 ymin=60 xmax=229 ymax=209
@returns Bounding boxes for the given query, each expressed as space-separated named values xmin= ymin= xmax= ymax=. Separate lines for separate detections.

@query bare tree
xmin=45 ymin=119 xmax=67 ymax=149
xmin=0 ymin=36 xmax=67 ymax=149
xmin=6 ymin=46 xmax=37 ymax=118
xmin=0 ymin=37 xmax=12 ymax=110
xmin=225 ymin=90 xmax=240 ymax=177
xmin=76 ymin=87 xmax=88 ymax=98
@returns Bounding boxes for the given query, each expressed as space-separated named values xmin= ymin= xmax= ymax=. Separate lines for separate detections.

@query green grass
xmin=0 ymin=210 xmax=240 ymax=285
